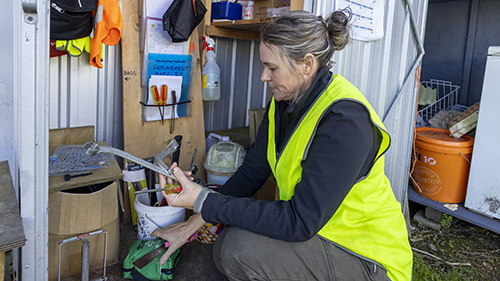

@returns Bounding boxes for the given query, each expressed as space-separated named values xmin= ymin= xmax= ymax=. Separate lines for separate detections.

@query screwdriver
xmin=170 ymin=90 xmax=177 ymax=133
xmin=151 ymin=85 xmax=160 ymax=105
xmin=133 ymin=182 xmax=182 ymax=195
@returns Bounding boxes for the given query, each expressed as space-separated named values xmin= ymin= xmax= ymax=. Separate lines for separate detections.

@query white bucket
xmin=134 ymin=187 xmax=186 ymax=240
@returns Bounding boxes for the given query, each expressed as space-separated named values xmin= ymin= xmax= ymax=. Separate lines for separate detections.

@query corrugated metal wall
xmin=49 ymin=45 xmax=123 ymax=149
xmin=204 ymin=39 xmax=268 ymax=131
xmin=205 ymin=0 xmax=429 ymax=204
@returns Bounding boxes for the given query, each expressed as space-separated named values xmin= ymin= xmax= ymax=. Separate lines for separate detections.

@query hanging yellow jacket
xmin=55 ymin=37 xmax=91 ymax=57
xmin=267 ymin=74 xmax=413 ymax=281
xmin=90 ymin=0 xmax=124 ymax=68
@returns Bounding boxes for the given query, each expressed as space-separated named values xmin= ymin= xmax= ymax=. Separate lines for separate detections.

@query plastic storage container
xmin=412 ymin=127 xmax=474 ymax=203
xmin=204 ymin=141 xmax=246 ymax=185
xmin=206 ymin=133 xmax=230 ymax=153
xmin=212 ymin=1 xmax=243 ymax=20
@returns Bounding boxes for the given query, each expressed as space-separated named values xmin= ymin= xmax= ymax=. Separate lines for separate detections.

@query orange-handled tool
xmin=151 ymin=85 xmax=160 ymax=105
xmin=133 ymin=182 xmax=182 ymax=195
xmin=160 ymin=85 xmax=168 ymax=105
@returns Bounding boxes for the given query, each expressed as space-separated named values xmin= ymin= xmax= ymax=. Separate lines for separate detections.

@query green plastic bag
xmin=123 ymin=239 xmax=181 ymax=280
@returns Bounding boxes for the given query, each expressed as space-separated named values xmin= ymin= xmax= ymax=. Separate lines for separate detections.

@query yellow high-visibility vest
xmin=267 ymin=74 xmax=413 ymax=281
xmin=55 ymin=36 xmax=90 ymax=57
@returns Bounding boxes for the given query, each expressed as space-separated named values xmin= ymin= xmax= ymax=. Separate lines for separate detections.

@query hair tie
xmin=318 ymin=14 xmax=328 ymax=29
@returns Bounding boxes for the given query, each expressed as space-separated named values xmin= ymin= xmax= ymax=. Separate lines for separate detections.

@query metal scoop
xmin=83 ymin=139 xmax=180 ymax=180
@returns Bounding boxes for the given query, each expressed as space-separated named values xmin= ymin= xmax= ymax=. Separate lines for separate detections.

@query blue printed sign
xmin=147 ymin=53 xmax=193 ymax=116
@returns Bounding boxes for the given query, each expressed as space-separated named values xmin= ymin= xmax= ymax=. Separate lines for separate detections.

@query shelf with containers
xmin=204 ymin=0 xmax=304 ymax=41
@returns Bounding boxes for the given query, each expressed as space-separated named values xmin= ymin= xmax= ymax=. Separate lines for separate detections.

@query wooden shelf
xmin=205 ymin=17 xmax=274 ymax=41
xmin=204 ymin=0 xmax=304 ymax=41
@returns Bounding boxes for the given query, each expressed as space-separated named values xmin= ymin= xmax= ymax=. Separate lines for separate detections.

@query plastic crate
xmin=417 ymin=80 xmax=466 ymax=126
xmin=212 ymin=1 xmax=242 ymax=20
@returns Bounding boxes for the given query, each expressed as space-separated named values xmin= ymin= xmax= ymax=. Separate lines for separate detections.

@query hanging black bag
xmin=50 ymin=0 xmax=98 ymax=40
xmin=162 ymin=0 xmax=207 ymax=43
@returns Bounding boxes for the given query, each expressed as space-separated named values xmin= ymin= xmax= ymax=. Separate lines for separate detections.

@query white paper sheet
xmin=144 ymin=75 xmax=183 ymax=122
xmin=145 ymin=0 xmax=174 ymax=19
xmin=140 ymin=0 xmax=174 ymax=51
xmin=142 ymin=19 xmax=190 ymax=85
xmin=146 ymin=19 xmax=189 ymax=54
xmin=335 ymin=0 xmax=385 ymax=41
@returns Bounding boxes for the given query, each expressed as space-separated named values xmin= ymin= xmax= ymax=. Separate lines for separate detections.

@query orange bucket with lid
xmin=412 ymin=127 xmax=474 ymax=203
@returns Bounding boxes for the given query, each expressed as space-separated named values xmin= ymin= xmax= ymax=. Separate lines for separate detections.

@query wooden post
xmin=121 ymin=0 xmax=207 ymax=220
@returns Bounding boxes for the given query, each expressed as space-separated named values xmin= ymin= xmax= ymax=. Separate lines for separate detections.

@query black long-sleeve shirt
xmin=200 ymin=68 xmax=382 ymax=242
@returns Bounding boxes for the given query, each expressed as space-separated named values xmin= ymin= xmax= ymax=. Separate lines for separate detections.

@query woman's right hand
xmin=150 ymin=213 xmax=206 ymax=265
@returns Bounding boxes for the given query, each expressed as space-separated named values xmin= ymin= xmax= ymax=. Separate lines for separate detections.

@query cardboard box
xmin=248 ymin=108 xmax=266 ymax=145
xmin=253 ymin=0 xmax=290 ymax=19
xmin=48 ymin=219 xmax=119 ymax=281
xmin=48 ymin=181 xmax=119 ymax=280
xmin=49 ymin=181 xmax=119 ymax=235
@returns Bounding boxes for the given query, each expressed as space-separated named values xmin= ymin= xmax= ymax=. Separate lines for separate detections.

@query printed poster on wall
xmin=335 ymin=0 xmax=385 ymax=41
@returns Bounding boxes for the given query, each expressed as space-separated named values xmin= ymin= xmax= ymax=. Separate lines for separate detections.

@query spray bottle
xmin=202 ymin=36 xmax=221 ymax=101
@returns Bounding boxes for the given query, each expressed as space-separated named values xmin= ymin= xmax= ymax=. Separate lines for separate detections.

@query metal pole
xmin=81 ymin=238 xmax=90 ymax=281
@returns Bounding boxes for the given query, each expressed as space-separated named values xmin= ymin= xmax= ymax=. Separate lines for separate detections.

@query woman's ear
xmin=303 ymin=54 xmax=316 ymax=75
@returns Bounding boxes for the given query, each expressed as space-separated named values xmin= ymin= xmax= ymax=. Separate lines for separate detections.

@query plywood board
xmin=0 ymin=161 xmax=26 ymax=252
xmin=49 ymin=126 xmax=94 ymax=154
xmin=121 ymin=0 xmax=207 ymax=180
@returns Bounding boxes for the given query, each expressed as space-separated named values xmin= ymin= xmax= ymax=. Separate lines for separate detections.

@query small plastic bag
xmin=123 ymin=239 xmax=181 ymax=280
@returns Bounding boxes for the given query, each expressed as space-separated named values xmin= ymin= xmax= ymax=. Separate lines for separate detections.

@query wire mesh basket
xmin=417 ymin=80 xmax=467 ymax=127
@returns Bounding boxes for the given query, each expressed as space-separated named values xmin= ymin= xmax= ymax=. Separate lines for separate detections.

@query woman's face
xmin=259 ymin=43 xmax=303 ymax=102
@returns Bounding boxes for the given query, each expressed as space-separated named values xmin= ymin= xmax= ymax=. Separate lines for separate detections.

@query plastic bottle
xmin=202 ymin=37 xmax=221 ymax=101
xmin=243 ymin=1 xmax=254 ymax=19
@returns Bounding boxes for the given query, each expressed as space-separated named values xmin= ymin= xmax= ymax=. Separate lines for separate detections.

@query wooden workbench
xmin=0 ymin=161 xmax=26 ymax=252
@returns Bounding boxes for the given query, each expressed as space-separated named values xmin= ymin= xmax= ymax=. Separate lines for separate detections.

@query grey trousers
xmin=213 ymin=227 xmax=388 ymax=281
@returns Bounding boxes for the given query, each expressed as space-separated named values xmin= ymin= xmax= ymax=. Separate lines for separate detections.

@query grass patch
xmin=410 ymin=219 xmax=500 ymax=281
xmin=412 ymin=255 xmax=481 ymax=280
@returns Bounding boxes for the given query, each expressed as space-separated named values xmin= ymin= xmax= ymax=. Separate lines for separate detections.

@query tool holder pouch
xmin=123 ymin=239 xmax=181 ymax=280
xmin=50 ymin=0 xmax=98 ymax=40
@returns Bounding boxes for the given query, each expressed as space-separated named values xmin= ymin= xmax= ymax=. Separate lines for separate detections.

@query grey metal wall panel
xmin=205 ymin=38 xmax=268 ymax=132
xmin=232 ymin=40 xmax=252 ymax=128
xmin=0 ymin=0 xmax=15 ymax=168
xmin=49 ymin=45 xmax=123 ymax=149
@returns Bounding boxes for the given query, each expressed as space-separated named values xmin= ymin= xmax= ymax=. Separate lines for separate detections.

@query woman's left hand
xmin=162 ymin=165 xmax=203 ymax=210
